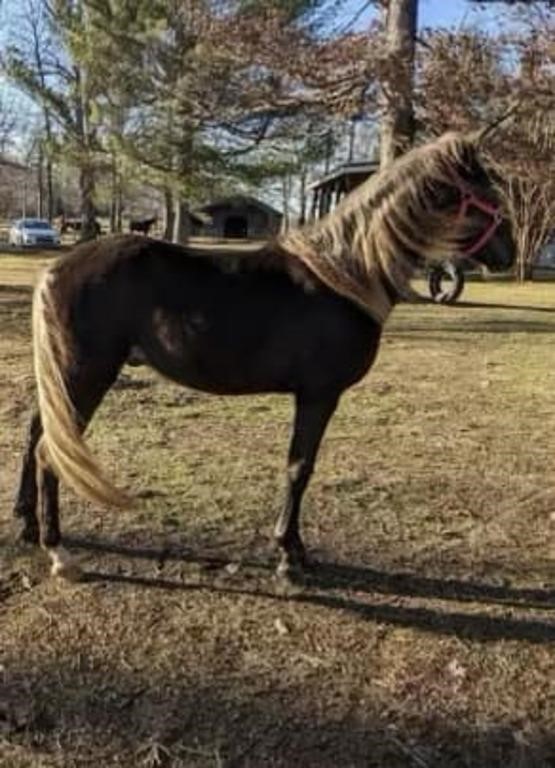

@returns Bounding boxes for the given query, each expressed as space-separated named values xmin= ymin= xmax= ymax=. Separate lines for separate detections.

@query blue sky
xmin=0 ymin=0 xmax=504 ymax=43
xmin=343 ymin=0 xmax=501 ymax=31
xmin=419 ymin=0 xmax=496 ymax=28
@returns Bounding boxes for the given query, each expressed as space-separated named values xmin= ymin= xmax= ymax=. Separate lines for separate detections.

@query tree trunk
xmin=109 ymin=154 xmax=123 ymax=233
xmin=171 ymin=126 xmax=193 ymax=243
xmin=172 ymin=198 xmax=191 ymax=244
xmin=298 ymin=168 xmax=307 ymax=226
xmin=517 ymin=248 xmax=534 ymax=282
xmin=116 ymin=185 xmax=123 ymax=233
xmin=46 ymin=157 xmax=54 ymax=220
xmin=281 ymin=175 xmax=290 ymax=232
xmin=164 ymin=188 xmax=175 ymax=240
xmin=37 ymin=144 xmax=44 ymax=218
xmin=79 ymin=162 xmax=98 ymax=241
xmin=379 ymin=0 xmax=418 ymax=168
xmin=110 ymin=156 xmax=116 ymax=233
xmin=74 ymin=52 xmax=98 ymax=241
xmin=109 ymin=185 xmax=123 ymax=233
xmin=27 ymin=0 xmax=54 ymax=220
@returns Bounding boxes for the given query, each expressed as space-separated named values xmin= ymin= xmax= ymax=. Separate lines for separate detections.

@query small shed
xmin=194 ymin=196 xmax=282 ymax=239
xmin=308 ymin=160 xmax=379 ymax=220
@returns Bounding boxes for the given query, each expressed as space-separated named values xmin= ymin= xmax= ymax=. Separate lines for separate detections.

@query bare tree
xmin=417 ymin=3 xmax=554 ymax=280
xmin=2 ymin=0 xmax=104 ymax=239
xmin=499 ymin=112 xmax=555 ymax=280
xmin=505 ymin=179 xmax=554 ymax=280
xmin=22 ymin=0 xmax=55 ymax=220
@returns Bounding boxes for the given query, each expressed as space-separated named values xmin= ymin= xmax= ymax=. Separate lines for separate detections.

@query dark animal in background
xmin=14 ymin=132 xmax=515 ymax=581
xmin=129 ymin=216 xmax=157 ymax=235
xmin=59 ymin=218 xmax=102 ymax=238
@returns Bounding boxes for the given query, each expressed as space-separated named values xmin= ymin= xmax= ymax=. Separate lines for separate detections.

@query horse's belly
xmin=140 ymin=307 xmax=293 ymax=395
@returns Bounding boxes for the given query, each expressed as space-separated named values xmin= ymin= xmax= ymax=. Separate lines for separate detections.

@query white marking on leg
xmin=48 ymin=546 xmax=82 ymax=581
xmin=287 ymin=459 xmax=305 ymax=483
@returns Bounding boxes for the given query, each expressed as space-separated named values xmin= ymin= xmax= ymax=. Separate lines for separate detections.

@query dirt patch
xmin=1 ymin=267 xmax=554 ymax=767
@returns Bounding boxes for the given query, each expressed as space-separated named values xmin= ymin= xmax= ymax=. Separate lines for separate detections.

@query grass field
xmin=0 ymin=249 xmax=554 ymax=767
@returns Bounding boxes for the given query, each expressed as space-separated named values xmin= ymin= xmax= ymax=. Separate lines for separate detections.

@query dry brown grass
xmin=0 ymin=247 xmax=61 ymax=288
xmin=0 ymin=255 xmax=554 ymax=767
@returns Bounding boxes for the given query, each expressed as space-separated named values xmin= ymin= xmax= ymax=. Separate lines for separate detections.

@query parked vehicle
xmin=8 ymin=218 xmax=61 ymax=248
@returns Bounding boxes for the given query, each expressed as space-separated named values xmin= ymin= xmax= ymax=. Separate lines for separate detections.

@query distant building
xmin=0 ymin=157 xmax=34 ymax=220
xmin=308 ymin=160 xmax=379 ymax=220
xmin=194 ymin=195 xmax=282 ymax=239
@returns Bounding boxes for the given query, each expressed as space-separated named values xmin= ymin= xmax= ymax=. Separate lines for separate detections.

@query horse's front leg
xmin=13 ymin=413 xmax=43 ymax=544
xmin=274 ymin=394 xmax=338 ymax=578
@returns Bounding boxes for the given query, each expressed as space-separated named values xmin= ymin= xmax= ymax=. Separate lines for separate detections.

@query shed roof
xmin=197 ymin=195 xmax=282 ymax=218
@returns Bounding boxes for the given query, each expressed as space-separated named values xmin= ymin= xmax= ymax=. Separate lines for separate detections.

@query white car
xmin=9 ymin=218 xmax=61 ymax=247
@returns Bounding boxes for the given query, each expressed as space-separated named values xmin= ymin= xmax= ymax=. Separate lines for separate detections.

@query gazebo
xmin=307 ymin=160 xmax=379 ymax=220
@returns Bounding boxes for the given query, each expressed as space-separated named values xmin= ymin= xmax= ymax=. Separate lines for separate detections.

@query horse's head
xmin=444 ymin=138 xmax=515 ymax=273
xmin=278 ymin=131 xmax=517 ymax=324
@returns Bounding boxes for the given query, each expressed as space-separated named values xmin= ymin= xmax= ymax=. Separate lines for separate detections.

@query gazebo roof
xmin=308 ymin=160 xmax=379 ymax=191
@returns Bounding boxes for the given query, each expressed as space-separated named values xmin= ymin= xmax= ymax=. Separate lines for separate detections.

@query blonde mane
xmin=280 ymin=132 xmax=480 ymax=324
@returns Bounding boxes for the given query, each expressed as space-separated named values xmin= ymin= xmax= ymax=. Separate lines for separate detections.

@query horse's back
xmin=44 ymin=233 xmax=382 ymax=397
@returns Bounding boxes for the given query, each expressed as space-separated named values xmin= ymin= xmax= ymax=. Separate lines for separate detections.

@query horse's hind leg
xmin=35 ymin=464 xmax=72 ymax=577
xmin=274 ymin=394 xmax=338 ymax=578
xmin=36 ymin=359 xmax=125 ymax=579
xmin=13 ymin=413 xmax=43 ymax=544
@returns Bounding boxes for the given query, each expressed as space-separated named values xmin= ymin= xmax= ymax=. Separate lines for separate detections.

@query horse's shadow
xmin=65 ymin=534 xmax=555 ymax=646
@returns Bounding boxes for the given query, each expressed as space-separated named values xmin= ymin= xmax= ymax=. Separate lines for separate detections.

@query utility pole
xmin=379 ymin=0 xmax=419 ymax=168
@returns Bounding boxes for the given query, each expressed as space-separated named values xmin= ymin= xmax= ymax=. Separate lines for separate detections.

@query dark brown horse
xmin=59 ymin=217 xmax=102 ymax=237
xmin=13 ymin=133 xmax=515 ymax=580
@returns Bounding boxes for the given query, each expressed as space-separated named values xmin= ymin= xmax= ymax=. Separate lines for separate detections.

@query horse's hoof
xmin=276 ymin=554 xmax=307 ymax=585
xmin=127 ymin=346 xmax=147 ymax=366
xmin=48 ymin=547 xmax=83 ymax=582
xmin=52 ymin=562 xmax=83 ymax=582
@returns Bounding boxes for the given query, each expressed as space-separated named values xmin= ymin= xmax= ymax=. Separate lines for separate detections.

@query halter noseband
xmin=450 ymin=172 xmax=503 ymax=256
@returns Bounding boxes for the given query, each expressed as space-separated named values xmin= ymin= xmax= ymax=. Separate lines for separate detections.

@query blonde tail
xmin=33 ymin=270 xmax=131 ymax=508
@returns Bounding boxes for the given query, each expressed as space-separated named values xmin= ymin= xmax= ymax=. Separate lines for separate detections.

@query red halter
xmin=451 ymin=173 xmax=503 ymax=256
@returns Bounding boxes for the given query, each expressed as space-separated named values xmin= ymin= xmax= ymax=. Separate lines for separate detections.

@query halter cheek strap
xmin=451 ymin=174 xmax=503 ymax=256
